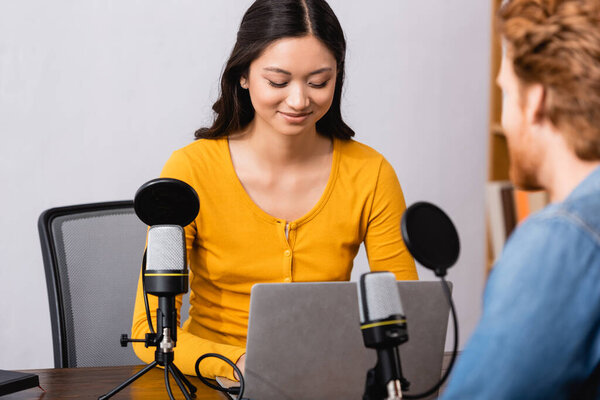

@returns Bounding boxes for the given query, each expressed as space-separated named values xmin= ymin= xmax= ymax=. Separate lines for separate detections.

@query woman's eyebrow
xmin=262 ymin=66 xmax=333 ymax=76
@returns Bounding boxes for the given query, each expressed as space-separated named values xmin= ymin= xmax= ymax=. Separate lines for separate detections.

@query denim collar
xmin=565 ymin=165 xmax=600 ymax=202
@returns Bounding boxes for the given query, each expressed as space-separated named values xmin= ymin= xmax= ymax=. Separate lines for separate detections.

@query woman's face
xmin=241 ymin=35 xmax=337 ymax=137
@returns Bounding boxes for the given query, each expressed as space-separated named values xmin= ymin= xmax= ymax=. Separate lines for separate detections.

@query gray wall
xmin=0 ymin=1 xmax=490 ymax=369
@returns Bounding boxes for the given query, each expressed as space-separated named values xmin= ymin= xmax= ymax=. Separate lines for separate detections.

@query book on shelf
xmin=486 ymin=181 xmax=549 ymax=262
xmin=513 ymin=189 xmax=549 ymax=223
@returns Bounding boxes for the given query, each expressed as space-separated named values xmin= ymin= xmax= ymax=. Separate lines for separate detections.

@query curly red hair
xmin=498 ymin=0 xmax=600 ymax=160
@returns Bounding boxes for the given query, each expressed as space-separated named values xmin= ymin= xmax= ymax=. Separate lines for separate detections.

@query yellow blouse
xmin=132 ymin=137 xmax=418 ymax=379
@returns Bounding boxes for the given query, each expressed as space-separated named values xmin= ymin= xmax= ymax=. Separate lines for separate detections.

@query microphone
xmin=102 ymin=178 xmax=200 ymax=400
xmin=134 ymin=178 xmax=199 ymax=357
xmin=145 ymin=224 xmax=187 ymax=350
xmin=356 ymin=202 xmax=460 ymax=400
xmin=358 ymin=271 xmax=409 ymax=400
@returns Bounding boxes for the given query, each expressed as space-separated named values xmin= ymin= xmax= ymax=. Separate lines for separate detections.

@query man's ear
xmin=524 ymin=83 xmax=546 ymax=126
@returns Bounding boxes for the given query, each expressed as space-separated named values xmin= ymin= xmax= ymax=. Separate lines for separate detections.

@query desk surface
xmin=5 ymin=365 xmax=226 ymax=400
xmin=6 ymin=353 xmax=454 ymax=399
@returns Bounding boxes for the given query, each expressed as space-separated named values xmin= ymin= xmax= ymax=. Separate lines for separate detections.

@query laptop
xmin=223 ymin=281 xmax=452 ymax=400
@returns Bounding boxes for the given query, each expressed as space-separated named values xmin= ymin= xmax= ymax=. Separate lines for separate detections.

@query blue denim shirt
xmin=441 ymin=167 xmax=600 ymax=400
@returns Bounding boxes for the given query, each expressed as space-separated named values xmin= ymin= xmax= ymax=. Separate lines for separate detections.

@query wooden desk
xmin=5 ymin=365 xmax=227 ymax=400
xmin=6 ymin=353 xmax=455 ymax=399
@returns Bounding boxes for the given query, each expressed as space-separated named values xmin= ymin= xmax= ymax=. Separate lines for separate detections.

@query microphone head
xmin=358 ymin=272 xmax=408 ymax=348
xmin=358 ymin=272 xmax=404 ymax=323
xmin=145 ymin=225 xmax=188 ymax=296
xmin=134 ymin=178 xmax=199 ymax=227
xmin=146 ymin=225 xmax=186 ymax=272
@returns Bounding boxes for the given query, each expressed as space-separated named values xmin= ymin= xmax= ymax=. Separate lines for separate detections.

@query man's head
xmin=497 ymin=0 xmax=600 ymax=189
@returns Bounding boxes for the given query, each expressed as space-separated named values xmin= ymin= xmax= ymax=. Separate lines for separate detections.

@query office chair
xmin=38 ymin=201 xmax=149 ymax=368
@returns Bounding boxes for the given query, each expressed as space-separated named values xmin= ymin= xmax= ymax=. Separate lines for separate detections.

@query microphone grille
xmin=358 ymin=272 xmax=404 ymax=323
xmin=146 ymin=225 xmax=186 ymax=271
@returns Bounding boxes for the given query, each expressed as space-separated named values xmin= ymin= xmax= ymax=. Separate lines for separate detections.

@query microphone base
xmin=97 ymin=356 xmax=196 ymax=400
xmin=99 ymin=324 xmax=194 ymax=400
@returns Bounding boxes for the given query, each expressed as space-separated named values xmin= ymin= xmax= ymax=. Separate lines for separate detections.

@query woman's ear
xmin=240 ymin=76 xmax=248 ymax=89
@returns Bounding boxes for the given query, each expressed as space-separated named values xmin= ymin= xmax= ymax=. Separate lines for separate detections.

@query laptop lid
xmin=243 ymin=281 xmax=451 ymax=400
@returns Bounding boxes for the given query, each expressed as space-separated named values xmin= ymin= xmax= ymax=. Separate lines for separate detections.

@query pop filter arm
xmin=391 ymin=201 xmax=460 ymax=399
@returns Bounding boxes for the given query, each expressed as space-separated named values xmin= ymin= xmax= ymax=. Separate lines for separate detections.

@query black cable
xmin=195 ymin=353 xmax=246 ymax=399
xmin=141 ymin=249 xmax=155 ymax=334
xmin=164 ymin=362 xmax=176 ymax=400
xmin=403 ymin=277 xmax=459 ymax=399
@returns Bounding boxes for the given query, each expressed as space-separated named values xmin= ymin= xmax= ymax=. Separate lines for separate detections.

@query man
xmin=441 ymin=0 xmax=600 ymax=398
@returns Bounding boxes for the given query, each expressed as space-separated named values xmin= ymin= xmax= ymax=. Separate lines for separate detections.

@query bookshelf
xmin=489 ymin=0 xmax=507 ymax=183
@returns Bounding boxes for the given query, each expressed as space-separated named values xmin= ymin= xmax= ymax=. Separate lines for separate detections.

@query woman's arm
xmin=364 ymin=158 xmax=418 ymax=280
xmin=131 ymin=147 xmax=245 ymax=379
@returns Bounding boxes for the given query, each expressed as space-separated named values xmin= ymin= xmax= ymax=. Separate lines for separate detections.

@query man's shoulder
xmin=492 ymin=194 xmax=600 ymax=287
xmin=511 ymin=200 xmax=600 ymax=254
xmin=559 ymin=190 xmax=600 ymax=241
xmin=531 ymin=191 xmax=600 ymax=247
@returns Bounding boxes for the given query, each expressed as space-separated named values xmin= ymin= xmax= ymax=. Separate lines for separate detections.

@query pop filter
xmin=134 ymin=178 xmax=199 ymax=227
xmin=401 ymin=202 xmax=459 ymax=277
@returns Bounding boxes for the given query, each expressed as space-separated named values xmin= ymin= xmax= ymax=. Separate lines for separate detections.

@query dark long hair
xmin=194 ymin=0 xmax=354 ymax=140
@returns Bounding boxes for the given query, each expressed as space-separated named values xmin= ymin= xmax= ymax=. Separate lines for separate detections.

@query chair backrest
xmin=38 ymin=201 xmax=149 ymax=368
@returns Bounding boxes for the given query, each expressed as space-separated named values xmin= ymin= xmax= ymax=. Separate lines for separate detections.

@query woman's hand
xmin=215 ymin=353 xmax=246 ymax=390
xmin=215 ymin=353 xmax=246 ymax=389
xmin=234 ymin=353 xmax=246 ymax=380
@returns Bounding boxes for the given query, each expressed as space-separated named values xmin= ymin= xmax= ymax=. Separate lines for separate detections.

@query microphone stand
xmin=364 ymin=346 xmax=411 ymax=400
xmin=97 ymin=296 xmax=197 ymax=400
xmin=100 ymin=178 xmax=200 ymax=399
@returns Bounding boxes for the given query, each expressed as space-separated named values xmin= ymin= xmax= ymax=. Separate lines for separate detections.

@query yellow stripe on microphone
xmin=144 ymin=273 xmax=189 ymax=277
xmin=360 ymin=319 xmax=406 ymax=330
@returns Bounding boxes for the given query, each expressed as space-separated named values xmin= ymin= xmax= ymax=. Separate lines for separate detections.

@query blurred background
xmin=0 ymin=0 xmax=496 ymax=369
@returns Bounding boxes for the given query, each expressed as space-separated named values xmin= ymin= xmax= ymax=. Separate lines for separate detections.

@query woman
xmin=132 ymin=0 xmax=417 ymax=381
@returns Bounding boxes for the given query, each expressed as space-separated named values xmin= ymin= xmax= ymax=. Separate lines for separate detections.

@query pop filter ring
xmin=134 ymin=178 xmax=199 ymax=227
xmin=401 ymin=201 xmax=460 ymax=276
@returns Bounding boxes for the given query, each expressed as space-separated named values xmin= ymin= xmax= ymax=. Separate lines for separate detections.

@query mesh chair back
xmin=39 ymin=201 xmax=148 ymax=368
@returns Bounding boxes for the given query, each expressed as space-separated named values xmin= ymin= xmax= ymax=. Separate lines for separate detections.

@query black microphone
xmin=357 ymin=202 xmax=460 ymax=400
xmin=358 ymin=271 xmax=409 ymax=400
xmin=104 ymin=178 xmax=200 ymax=400
xmin=134 ymin=178 xmax=199 ymax=358
xmin=145 ymin=224 xmax=187 ymax=348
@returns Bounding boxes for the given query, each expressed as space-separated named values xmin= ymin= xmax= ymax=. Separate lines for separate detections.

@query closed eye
xmin=267 ymin=79 xmax=330 ymax=89
xmin=309 ymin=80 xmax=330 ymax=89
xmin=267 ymin=80 xmax=288 ymax=88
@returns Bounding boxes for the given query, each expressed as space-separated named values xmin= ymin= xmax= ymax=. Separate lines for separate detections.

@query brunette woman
xmin=132 ymin=0 xmax=417 ymax=381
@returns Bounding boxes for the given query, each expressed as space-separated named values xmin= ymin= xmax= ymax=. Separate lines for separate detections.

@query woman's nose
xmin=285 ymin=83 xmax=310 ymax=110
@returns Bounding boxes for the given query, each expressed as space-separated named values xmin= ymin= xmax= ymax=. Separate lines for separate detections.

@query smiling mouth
xmin=279 ymin=111 xmax=312 ymax=117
